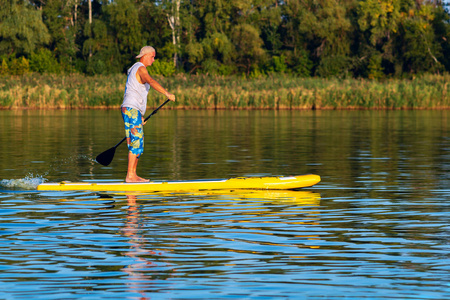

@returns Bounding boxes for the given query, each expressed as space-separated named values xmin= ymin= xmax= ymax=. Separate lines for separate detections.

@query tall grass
xmin=0 ymin=73 xmax=448 ymax=109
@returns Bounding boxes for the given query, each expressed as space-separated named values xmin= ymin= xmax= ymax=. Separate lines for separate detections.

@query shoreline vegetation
xmin=1 ymin=73 xmax=449 ymax=110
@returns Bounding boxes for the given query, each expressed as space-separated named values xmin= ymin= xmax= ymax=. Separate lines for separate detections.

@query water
xmin=0 ymin=109 xmax=449 ymax=299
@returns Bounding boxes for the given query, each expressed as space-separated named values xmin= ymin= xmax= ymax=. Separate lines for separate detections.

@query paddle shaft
xmin=95 ymin=99 xmax=171 ymax=166
xmin=113 ymin=99 xmax=171 ymax=149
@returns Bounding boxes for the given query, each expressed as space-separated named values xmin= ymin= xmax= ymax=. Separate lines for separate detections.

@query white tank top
xmin=121 ymin=62 xmax=150 ymax=115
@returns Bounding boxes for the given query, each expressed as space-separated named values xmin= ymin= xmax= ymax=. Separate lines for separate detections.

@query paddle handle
xmin=114 ymin=99 xmax=171 ymax=149
xmin=144 ymin=99 xmax=171 ymax=123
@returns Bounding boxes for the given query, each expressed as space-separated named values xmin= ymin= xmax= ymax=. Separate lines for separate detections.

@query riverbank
xmin=1 ymin=73 xmax=449 ymax=109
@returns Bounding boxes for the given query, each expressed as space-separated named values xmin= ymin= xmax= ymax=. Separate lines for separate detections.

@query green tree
xmin=0 ymin=0 xmax=50 ymax=55
xmin=29 ymin=48 xmax=61 ymax=73
xmin=231 ymin=24 xmax=266 ymax=75
xmin=9 ymin=56 xmax=30 ymax=75
xmin=431 ymin=3 xmax=450 ymax=71
xmin=357 ymin=0 xmax=401 ymax=47
xmin=149 ymin=59 xmax=176 ymax=76
xmin=355 ymin=0 xmax=402 ymax=76
xmin=367 ymin=52 xmax=384 ymax=79
xmin=185 ymin=41 xmax=205 ymax=72
xmin=193 ymin=0 xmax=235 ymax=37
xmin=395 ymin=2 xmax=445 ymax=74
xmin=106 ymin=0 xmax=143 ymax=64
xmin=138 ymin=1 xmax=172 ymax=60
xmin=201 ymin=32 xmax=234 ymax=74
xmin=164 ymin=0 xmax=181 ymax=67
xmin=183 ymin=0 xmax=237 ymax=73
xmin=41 ymin=0 xmax=77 ymax=71
xmin=291 ymin=48 xmax=313 ymax=77
xmin=83 ymin=17 xmax=122 ymax=74
xmin=282 ymin=0 xmax=353 ymax=77
xmin=0 ymin=58 xmax=9 ymax=74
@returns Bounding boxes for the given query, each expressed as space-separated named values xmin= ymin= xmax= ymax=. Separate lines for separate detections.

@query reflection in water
xmin=118 ymin=190 xmax=321 ymax=298
xmin=200 ymin=190 xmax=323 ymax=252
xmin=191 ymin=189 xmax=322 ymax=231
xmin=122 ymin=195 xmax=166 ymax=300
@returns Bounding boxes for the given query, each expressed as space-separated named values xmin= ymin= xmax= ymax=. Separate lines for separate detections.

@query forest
xmin=1 ymin=0 xmax=449 ymax=79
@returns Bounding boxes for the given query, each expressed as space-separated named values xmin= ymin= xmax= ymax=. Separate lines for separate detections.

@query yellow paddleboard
xmin=37 ymin=174 xmax=320 ymax=192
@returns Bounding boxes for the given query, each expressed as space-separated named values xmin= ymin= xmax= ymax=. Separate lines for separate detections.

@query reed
xmin=0 ymin=73 xmax=448 ymax=109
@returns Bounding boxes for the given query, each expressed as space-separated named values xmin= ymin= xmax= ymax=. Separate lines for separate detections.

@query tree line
xmin=1 ymin=0 xmax=449 ymax=78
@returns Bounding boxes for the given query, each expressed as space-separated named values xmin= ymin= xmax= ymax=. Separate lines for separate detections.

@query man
xmin=121 ymin=46 xmax=176 ymax=183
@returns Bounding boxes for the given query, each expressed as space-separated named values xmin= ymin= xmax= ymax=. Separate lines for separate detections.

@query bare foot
xmin=126 ymin=176 xmax=150 ymax=183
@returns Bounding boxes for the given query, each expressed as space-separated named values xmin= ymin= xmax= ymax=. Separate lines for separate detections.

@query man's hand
xmin=166 ymin=93 xmax=176 ymax=101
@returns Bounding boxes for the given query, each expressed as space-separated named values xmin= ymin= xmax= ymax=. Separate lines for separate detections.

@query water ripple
xmin=0 ymin=189 xmax=447 ymax=299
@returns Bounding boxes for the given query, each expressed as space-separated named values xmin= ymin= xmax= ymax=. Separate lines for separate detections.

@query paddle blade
xmin=96 ymin=147 xmax=116 ymax=166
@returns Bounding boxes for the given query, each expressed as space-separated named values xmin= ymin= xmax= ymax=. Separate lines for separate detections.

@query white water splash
xmin=0 ymin=155 xmax=96 ymax=190
xmin=0 ymin=174 xmax=47 ymax=190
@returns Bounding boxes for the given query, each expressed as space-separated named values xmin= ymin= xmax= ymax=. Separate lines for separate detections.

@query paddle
xmin=95 ymin=99 xmax=171 ymax=166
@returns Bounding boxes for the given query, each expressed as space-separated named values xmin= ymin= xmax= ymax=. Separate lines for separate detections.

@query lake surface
xmin=0 ymin=109 xmax=449 ymax=299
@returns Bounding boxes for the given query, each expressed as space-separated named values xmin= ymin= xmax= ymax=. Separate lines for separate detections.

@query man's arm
xmin=137 ymin=66 xmax=176 ymax=101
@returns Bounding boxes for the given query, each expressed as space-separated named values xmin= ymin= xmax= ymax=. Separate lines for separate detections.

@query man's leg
xmin=122 ymin=107 xmax=148 ymax=183
xmin=126 ymin=152 xmax=149 ymax=183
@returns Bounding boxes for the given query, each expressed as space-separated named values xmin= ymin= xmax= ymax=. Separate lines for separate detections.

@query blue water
xmin=0 ymin=110 xmax=449 ymax=299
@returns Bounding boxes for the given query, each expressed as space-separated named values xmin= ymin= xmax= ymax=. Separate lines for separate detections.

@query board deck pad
xmin=37 ymin=174 xmax=321 ymax=192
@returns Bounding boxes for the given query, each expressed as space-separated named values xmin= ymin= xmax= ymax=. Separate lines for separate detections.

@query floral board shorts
xmin=121 ymin=107 xmax=144 ymax=158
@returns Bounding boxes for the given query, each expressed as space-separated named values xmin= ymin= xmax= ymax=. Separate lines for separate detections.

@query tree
xmin=357 ymin=0 xmax=401 ymax=47
xmin=0 ymin=0 xmax=50 ymax=56
xmin=138 ymin=1 xmax=172 ymax=60
xmin=41 ymin=0 xmax=78 ymax=70
xmin=165 ymin=0 xmax=181 ymax=67
xmin=107 ymin=0 xmax=143 ymax=62
xmin=281 ymin=0 xmax=353 ymax=77
xmin=395 ymin=1 xmax=445 ymax=74
xmin=231 ymin=24 xmax=266 ymax=75
xmin=431 ymin=2 xmax=450 ymax=71
xmin=29 ymin=48 xmax=61 ymax=73
xmin=195 ymin=31 xmax=235 ymax=74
